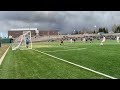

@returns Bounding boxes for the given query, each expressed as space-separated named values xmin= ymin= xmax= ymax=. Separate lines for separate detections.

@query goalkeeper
xmin=26 ymin=37 xmax=30 ymax=48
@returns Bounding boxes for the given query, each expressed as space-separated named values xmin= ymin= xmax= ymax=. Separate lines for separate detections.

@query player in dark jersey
xmin=90 ymin=37 xmax=93 ymax=43
xmin=60 ymin=39 xmax=64 ymax=45
xmin=73 ymin=38 xmax=76 ymax=44
xmin=26 ymin=37 xmax=30 ymax=48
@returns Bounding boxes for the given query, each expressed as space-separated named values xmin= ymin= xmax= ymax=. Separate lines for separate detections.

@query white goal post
xmin=12 ymin=31 xmax=32 ymax=50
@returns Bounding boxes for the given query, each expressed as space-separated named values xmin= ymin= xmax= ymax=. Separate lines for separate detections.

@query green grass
xmin=0 ymin=48 xmax=107 ymax=79
xmin=0 ymin=40 xmax=120 ymax=79
xmin=0 ymin=44 xmax=9 ymax=58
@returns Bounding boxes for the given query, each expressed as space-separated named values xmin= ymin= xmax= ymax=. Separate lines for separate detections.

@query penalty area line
xmin=32 ymin=49 xmax=117 ymax=79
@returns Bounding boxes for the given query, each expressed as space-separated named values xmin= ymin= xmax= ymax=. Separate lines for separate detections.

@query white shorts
xmin=102 ymin=40 xmax=105 ymax=42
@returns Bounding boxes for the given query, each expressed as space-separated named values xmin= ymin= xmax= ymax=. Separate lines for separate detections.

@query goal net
xmin=12 ymin=31 xmax=32 ymax=50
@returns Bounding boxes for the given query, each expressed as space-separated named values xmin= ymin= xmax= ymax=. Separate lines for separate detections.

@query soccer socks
xmin=100 ymin=42 xmax=103 ymax=45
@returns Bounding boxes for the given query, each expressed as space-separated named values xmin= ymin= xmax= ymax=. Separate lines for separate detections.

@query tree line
xmin=72 ymin=24 xmax=120 ymax=34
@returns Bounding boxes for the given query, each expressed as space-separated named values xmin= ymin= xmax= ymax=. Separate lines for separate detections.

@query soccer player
xmin=70 ymin=38 xmax=73 ymax=43
xmin=26 ymin=37 xmax=30 ymax=48
xmin=60 ymin=39 xmax=64 ymax=45
xmin=100 ymin=36 xmax=106 ymax=45
xmin=83 ymin=37 xmax=86 ymax=43
xmin=89 ymin=37 xmax=93 ymax=43
xmin=73 ymin=38 xmax=76 ymax=44
xmin=116 ymin=36 xmax=119 ymax=43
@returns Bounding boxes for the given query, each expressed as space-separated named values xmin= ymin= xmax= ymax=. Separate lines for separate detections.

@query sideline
xmin=0 ymin=46 xmax=10 ymax=65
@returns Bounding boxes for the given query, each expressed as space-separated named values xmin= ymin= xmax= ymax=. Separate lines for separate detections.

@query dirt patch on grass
xmin=0 ymin=45 xmax=9 ymax=58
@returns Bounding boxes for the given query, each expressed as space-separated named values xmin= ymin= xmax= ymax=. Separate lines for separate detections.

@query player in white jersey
xmin=70 ymin=38 xmax=73 ymax=43
xmin=100 ymin=36 xmax=106 ymax=45
xmin=83 ymin=38 xmax=86 ymax=43
xmin=116 ymin=36 xmax=119 ymax=43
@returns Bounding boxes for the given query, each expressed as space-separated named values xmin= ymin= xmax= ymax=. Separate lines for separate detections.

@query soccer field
xmin=0 ymin=40 xmax=120 ymax=79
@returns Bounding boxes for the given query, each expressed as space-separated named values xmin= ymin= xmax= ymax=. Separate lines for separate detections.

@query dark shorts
xmin=61 ymin=41 xmax=63 ymax=43
xmin=26 ymin=42 xmax=29 ymax=45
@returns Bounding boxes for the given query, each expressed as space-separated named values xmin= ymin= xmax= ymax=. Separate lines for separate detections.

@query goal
xmin=12 ymin=31 xmax=32 ymax=50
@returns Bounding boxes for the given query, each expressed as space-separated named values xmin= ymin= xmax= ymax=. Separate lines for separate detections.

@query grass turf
xmin=0 ymin=40 xmax=120 ymax=79
xmin=0 ymin=48 xmax=108 ymax=79
xmin=0 ymin=44 xmax=9 ymax=58
xmin=34 ymin=41 xmax=120 ymax=78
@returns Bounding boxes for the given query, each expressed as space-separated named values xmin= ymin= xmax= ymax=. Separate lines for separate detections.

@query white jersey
xmin=117 ymin=36 xmax=119 ymax=43
xmin=70 ymin=39 xmax=73 ymax=43
xmin=117 ymin=36 xmax=119 ymax=40
xmin=83 ymin=38 xmax=86 ymax=42
xmin=102 ymin=36 xmax=106 ymax=42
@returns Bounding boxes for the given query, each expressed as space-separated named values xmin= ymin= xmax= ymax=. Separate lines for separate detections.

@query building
xmin=8 ymin=28 xmax=59 ymax=38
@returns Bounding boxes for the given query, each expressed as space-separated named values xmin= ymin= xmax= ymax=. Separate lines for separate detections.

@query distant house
xmin=8 ymin=28 xmax=59 ymax=38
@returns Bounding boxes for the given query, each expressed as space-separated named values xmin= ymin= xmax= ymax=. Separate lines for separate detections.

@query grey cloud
xmin=1 ymin=11 xmax=120 ymax=37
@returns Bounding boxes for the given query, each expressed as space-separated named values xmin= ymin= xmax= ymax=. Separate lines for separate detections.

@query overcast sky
xmin=0 ymin=11 xmax=120 ymax=37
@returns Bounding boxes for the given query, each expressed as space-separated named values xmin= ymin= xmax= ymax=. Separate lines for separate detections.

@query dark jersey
xmin=61 ymin=40 xmax=63 ymax=43
xmin=73 ymin=39 xmax=76 ymax=42
xmin=26 ymin=38 xmax=30 ymax=44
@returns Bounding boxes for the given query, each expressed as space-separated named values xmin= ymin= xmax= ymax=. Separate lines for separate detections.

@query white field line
xmin=20 ymin=48 xmax=32 ymax=51
xmin=33 ymin=45 xmax=80 ymax=48
xmin=44 ymin=48 xmax=86 ymax=52
xmin=0 ymin=46 xmax=10 ymax=65
xmin=32 ymin=49 xmax=117 ymax=79
xmin=58 ymin=45 xmax=83 ymax=49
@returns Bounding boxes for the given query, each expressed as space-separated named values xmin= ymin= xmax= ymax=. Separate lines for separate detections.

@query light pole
xmin=94 ymin=25 xmax=97 ymax=33
xmin=73 ymin=30 xmax=76 ymax=34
